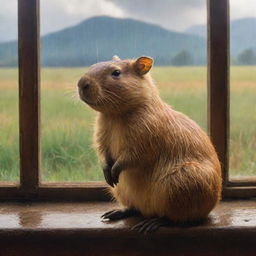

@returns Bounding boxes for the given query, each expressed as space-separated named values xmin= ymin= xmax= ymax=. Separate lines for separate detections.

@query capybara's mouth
xmin=84 ymin=99 xmax=97 ymax=106
xmin=80 ymin=95 xmax=98 ymax=106
xmin=78 ymin=89 xmax=96 ymax=106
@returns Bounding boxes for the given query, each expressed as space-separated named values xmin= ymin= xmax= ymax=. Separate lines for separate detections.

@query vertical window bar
xmin=207 ymin=0 xmax=230 ymax=186
xmin=18 ymin=0 xmax=40 ymax=195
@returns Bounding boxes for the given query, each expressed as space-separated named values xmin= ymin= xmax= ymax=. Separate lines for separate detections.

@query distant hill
xmin=0 ymin=16 xmax=255 ymax=67
xmin=0 ymin=16 xmax=206 ymax=67
xmin=186 ymin=17 xmax=256 ymax=57
xmin=185 ymin=25 xmax=206 ymax=38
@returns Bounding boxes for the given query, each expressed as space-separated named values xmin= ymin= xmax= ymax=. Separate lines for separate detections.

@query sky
xmin=0 ymin=0 xmax=255 ymax=42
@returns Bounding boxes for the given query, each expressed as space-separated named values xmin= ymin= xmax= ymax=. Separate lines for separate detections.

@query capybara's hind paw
xmin=132 ymin=217 xmax=169 ymax=234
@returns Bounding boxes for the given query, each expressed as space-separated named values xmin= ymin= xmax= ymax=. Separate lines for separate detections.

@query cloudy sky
xmin=0 ymin=0 xmax=255 ymax=41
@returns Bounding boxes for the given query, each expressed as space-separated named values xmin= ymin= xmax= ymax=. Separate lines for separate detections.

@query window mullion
xmin=18 ymin=0 xmax=40 ymax=195
xmin=207 ymin=0 xmax=230 ymax=188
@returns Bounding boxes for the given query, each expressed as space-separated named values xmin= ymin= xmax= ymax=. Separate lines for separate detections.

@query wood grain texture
xmin=227 ymin=179 xmax=256 ymax=187
xmin=1 ymin=182 xmax=256 ymax=201
xmin=0 ymin=201 xmax=255 ymax=256
xmin=223 ymin=186 xmax=256 ymax=198
xmin=207 ymin=0 xmax=230 ymax=186
xmin=18 ymin=0 xmax=40 ymax=192
xmin=0 ymin=182 xmax=110 ymax=201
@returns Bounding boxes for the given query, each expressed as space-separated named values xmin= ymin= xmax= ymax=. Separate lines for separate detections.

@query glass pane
xmin=0 ymin=0 xmax=19 ymax=181
xmin=229 ymin=0 xmax=256 ymax=179
xmin=41 ymin=0 xmax=207 ymax=182
xmin=41 ymin=68 xmax=101 ymax=181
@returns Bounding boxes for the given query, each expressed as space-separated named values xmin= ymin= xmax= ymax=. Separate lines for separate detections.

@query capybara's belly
xmin=111 ymin=168 xmax=158 ymax=217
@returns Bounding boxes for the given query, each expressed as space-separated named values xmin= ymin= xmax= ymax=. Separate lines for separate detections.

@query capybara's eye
xmin=111 ymin=70 xmax=121 ymax=77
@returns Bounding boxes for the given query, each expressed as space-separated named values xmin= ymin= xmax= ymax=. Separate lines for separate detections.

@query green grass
xmin=0 ymin=66 xmax=255 ymax=181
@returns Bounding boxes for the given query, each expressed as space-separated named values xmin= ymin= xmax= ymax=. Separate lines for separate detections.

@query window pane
xmin=0 ymin=0 xmax=19 ymax=182
xmin=41 ymin=68 xmax=101 ymax=181
xmin=40 ymin=0 xmax=206 ymax=182
xmin=229 ymin=0 xmax=256 ymax=179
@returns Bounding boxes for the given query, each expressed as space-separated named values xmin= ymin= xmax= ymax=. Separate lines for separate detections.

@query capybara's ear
xmin=112 ymin=55 xmax=121 ymax=61
xmin=134 ymin=56 xmax=153 ymax=75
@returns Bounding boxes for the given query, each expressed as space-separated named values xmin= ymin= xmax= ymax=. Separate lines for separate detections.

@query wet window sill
xmin=0 ymin=200 xmax=255 ymax=256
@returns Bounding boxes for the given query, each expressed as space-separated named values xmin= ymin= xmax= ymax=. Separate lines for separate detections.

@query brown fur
xmin=78 ymin=56 xmax=222 ymax=222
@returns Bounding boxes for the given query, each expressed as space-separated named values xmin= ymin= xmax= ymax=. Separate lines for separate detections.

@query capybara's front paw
xmin=103 ymin=164 xmax=113 ymax=187
xmin=111 ymin=163 xmax=123 ymax=186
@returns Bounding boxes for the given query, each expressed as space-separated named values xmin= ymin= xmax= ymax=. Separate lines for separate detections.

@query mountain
xmin=186 ymin=17 xmax=256 ymax=57
xmin=0 ymin=16 xmax=206 ymax=67
xmin=1 ymin=16 xmax=255 ymax=67
xmin=185 ymin=25 xmax=206 ymax=38
xmin=0 ymin=40 xmax=17 ymax=66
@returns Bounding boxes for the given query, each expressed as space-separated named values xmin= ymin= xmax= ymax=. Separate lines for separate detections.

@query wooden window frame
xmin=0 ymin=0 xmax=255 ymax=201
xmin=208 ymin=0 xmax=256 ymax=198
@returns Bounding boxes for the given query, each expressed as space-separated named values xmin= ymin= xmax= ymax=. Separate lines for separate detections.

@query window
xmin=0 ymin=0 xmax=255 ymax=200
xmin=40 ymin=1 xmax=208 ymax=183
xmin=229 ymin=0 xmax=256 ymax=183
xmin=0 ymin=1 xmax=19 ymax=183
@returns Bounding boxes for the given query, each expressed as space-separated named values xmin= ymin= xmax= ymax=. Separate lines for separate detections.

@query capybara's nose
xmin=78 ymin=76 xmax=90 ymax=91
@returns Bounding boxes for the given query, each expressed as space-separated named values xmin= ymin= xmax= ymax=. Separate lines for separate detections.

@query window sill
xmin=0 ymin=200 xmax=255 ymax=256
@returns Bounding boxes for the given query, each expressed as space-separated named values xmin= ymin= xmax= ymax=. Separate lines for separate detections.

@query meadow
xmin=0 ymin=66 xmax=255 ymax=182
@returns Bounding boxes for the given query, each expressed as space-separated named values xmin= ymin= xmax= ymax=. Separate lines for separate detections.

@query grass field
xmin=0 ymin=66 xmax=255 ymax=182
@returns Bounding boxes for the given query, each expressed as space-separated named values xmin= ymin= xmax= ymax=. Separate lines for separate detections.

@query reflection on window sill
xmin=0 ymin=200 xmax=255 ymax=255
